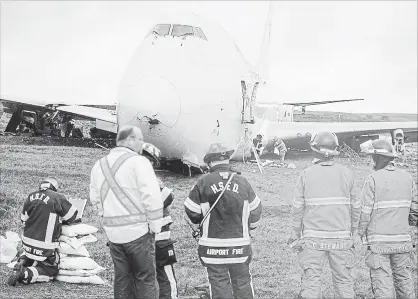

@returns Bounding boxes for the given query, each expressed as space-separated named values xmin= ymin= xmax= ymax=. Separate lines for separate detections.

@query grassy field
xmin=0 ymin=143 xmax=417 ymax=298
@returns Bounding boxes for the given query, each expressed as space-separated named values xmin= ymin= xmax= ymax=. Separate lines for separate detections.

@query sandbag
xmin=58 ymin=242 xmax=90 ymax=257
xmin=60 ymin=256 xmax=100 ymax=270
xmin=59 ymin=235 xmax=83 ymax=250
xmin=58 ymin=266 xmax=105 ymax=277
xmin=55 ymin=275 xmax=105 ymax=285
xmin=0 ymin=232 xmax=21 ymax=263
xmin=77 ymin=234 xmax=98 ymax=245
xmin=61 ymin=224 xmax=98 ymax=237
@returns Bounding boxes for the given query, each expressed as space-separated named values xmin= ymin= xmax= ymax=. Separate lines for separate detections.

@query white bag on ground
xmin=0 ymin=231 xmax=21 ymax=264
xmin=60 ymin=256 xmax=101 ymax=270
xmin=59 ymin=235 xmax=83 ymax=250
xmin=61 ymin=224 xmax=98 ymax=237
xmin=58 ymin=242 xmax=90 ymax=257
xmin=58 ymin=266 xmax=105 ymax=277
xmin=55 ymin=275 xmax=105 ymax=285
xmin=77 ymin=234 xmax=98 ymax=244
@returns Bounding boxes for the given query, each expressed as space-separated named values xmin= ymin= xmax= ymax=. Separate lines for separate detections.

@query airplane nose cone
xmin=120 ymin=75 xmax=180 ymax=128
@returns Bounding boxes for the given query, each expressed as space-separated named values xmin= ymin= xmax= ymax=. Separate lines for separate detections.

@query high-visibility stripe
xmin=22 ymin=236 xmax=59 ymax=249
xmin=372 ymin=200 xmax=411 ymax=209
xmin=199 ymin=237 xmax=251 ymax=247
xmin=24 ymin=252 xmax=47 ymax=261
xmin=100 ymin=153 xmax=146 ymax=214
xmin=161 ymin=187 xmax=172 ymax=201
xmin=202 ymin=214 xmax=211 ymax=239
xmin=367 ymin=234 xmax=411 ymax=243
xmin=100 ymin=152 xmax=137 ymax=206
xmin=351 ymin=201 xmax=361 ymax=209
xmin=249 ymin=196 xmax=261 ymax=211
xmin=164 ymin=265 xmax=178 ymax=299
xmin=303 ymin=229 xmax=351 ymax=239
xmin=156 ymin=231 xmax=171 ymax=241
xmin=411 ymin=202 xmax=418 ymax=209
xmin=305 ymin=197 xmax=350 ymax=206
xmin=62 ymin=206 xmax=77 ymax=221
xmin=45 ymin=213 xmax=57 ymax=243
xmin=28 ymin=266 xmax=39 ymax=282
xmin=184 ymin=197 xmax=201 ymax=214
xmin=201 ymin=256 xmax=248 ymax=264
xmin=250 ymin=221 xmax=259 ymax=229
xmin=103 ymin=213 xmax=147 ymax=227
xmin=361 ymin=206 xmax=372 ymax=214
xmin=161 ymin=216 xmax=173 ymax=227
xmin=147 ymin=208 xmax=164 ymax=220
xmin=201 ymin=202 xmax=210 ymax=215
xmin=242 ymin=200 xmax=249 ymax=238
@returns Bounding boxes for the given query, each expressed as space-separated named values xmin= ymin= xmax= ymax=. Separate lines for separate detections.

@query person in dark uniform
xmin=8 ymin=177 xmax=79 ymax=286
xmin=184 ymin=143 xmax=262 ymax=299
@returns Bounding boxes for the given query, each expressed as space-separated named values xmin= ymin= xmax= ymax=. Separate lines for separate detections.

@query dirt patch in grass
xmin=1 ymin=143 xmax=417 ymax=298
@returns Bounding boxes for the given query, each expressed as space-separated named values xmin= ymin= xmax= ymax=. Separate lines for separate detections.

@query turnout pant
xmin=205 ymin=262 xmax=254 ymax=299
xmin=365 ymin=250 xmax=415 ymax=299
xmin=156 ymin=264 xmax=178 ymax=299
xmin=18 ymin=252 xmax=59 ymax=283
xmin=297 ymin=247 xmax=355 ymax=299
xmin=108 ymin=233 xmax=158 ymax=299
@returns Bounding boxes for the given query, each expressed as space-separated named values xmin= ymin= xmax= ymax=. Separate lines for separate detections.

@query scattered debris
xmin=287 ymin=162 xmax=296 ymax=169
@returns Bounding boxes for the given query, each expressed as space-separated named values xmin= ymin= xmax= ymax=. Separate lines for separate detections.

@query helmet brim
xmin=203 ymin=150 xmax=234 ymax=164
xmin=311 ymin=146 xmax=340 ymax=156
xmin=364 ymin=149 xmax=398 ymax=158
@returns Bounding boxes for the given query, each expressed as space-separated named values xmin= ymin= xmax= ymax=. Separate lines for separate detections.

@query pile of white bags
xmin=0 ymin=231 xmax=21 ymax=264
xmin=57 ymin=223 xmax=105 ymax=285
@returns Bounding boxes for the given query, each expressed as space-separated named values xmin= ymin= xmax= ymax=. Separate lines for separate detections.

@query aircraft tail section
xmin=256 ymin=2 xmax=274 ymax=84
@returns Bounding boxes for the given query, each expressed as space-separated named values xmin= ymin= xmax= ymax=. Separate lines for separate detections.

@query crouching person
xmin=156 ymin=179 xmax=178 ymax=299
xmin=184 ymin=143 xmax=262 ymax=299
xmin=8 ymin=177 xmax=78 ymax=286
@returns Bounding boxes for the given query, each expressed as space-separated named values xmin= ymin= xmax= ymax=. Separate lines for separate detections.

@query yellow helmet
xmin=365 ymin=139 xmax=398 ymax=158
xmin=40 ymin=177 xmax=59 ymax=191
xmin=309 ymin=131 xmax=340 ymax=157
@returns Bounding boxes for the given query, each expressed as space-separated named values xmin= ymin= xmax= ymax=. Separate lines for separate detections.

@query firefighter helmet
xmin=40 ymin=177 xmax=59 ymax=191
xmin=309 ymin=131 xmax=340 ymax=157
xmin=203 ymin=143 xmax=234 ymax=164
xmin=365 ymin=139 xmax=398 ymax=158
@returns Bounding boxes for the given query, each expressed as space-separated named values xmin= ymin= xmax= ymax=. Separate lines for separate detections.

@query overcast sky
xmin=1 ymin=1 xmax=416 ymax=113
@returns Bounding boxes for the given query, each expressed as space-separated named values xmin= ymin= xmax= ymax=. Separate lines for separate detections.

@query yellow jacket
xmin=358 ymin=162 xmax=417 ymax=244
xmin=90 ymin=147 xmax=163 ymax=244
xmin=291 ymin=160 xmax=361 ymax=242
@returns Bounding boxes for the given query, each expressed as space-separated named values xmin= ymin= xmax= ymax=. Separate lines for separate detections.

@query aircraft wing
xmin=282 ymin=99 xmax=364 ymax=107
xmin=257 ymin=120 xmax=418 ymax=151
xmin=1 ymin=97 xmax=56 ymax=114
xmin=56 ymin=105 xmax=117 ymax=124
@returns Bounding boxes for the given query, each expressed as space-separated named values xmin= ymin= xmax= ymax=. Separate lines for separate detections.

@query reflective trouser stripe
xmin=201 ymin=256 xmax=248 ymax=264
xmin=103 ymin=213 xmax=147 ymax=227
xmin=100 ymin=153 xmax=145 ymax=214
xmin=156 ymin=231 xmax=171 ymax=241
xmin=367 ymin=234 xmax=411 ymax=243
xmin=199 ymin=237 xmax=251 ymax=247
xmin=372 ymin=200 xmax=411 ymax=209
xmin=303 ymin=229 xmax=351 ymax=239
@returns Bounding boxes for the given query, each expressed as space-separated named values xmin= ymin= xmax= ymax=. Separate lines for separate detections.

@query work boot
xmin=7 ymin=262 xmax=25 ymax=286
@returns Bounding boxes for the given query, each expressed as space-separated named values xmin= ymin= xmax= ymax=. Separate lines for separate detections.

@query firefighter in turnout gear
xmin=289 ymin=131 xmax=361 ymax=299
xmin=156 ymin=178 xmax=178 ymax=299
xmin=184 ymin=143 xmax=262 ymax=299
xmin=358 ymin=139 xmax=417 ymax=298
xmin=8 ymin=177 xmax=79 ymax=286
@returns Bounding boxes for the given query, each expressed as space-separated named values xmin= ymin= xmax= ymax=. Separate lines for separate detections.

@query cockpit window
xmin=152 ymin=24 xmax=171 ymax=36
xmin=194 ymin=27 xmax=207 ymax=41
xmin=172 ymin=25 xmax=194 ymax=37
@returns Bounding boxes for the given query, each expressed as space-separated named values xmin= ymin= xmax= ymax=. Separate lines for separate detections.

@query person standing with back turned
xmin=90 ymin=125 xmax=164 ymax=299
xmin=288 ymin=131 xmax=361 ymax=299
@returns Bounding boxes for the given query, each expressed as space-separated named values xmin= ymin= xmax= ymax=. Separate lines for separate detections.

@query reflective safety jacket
xmin=359 ymin=162 xmax=418 ymax=244
xmin=21 ymin=188 xmax=78 ymax=261
xmin=90 ymin=147 xmax=163 ymax=244
xmin=155 ymin=180 xmax=175 ymax=243
xmin=291 ymin=160 xmax=361 ymax=242
xmin=184 ymin=164 xmax=262 ymax=265
xmin=274 ymin=139 xmax=287 ymax=154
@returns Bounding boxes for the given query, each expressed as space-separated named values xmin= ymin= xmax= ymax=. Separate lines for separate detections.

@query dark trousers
xmin=156 ymin=264 xmax=178 ymax=299
xmin=108 ymin=233 xmax=158 ymax=299
xmin=206 ymin=262 xmax=254 ymax=299
xmin=18 ymin=252 xmax=59 ymax=283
